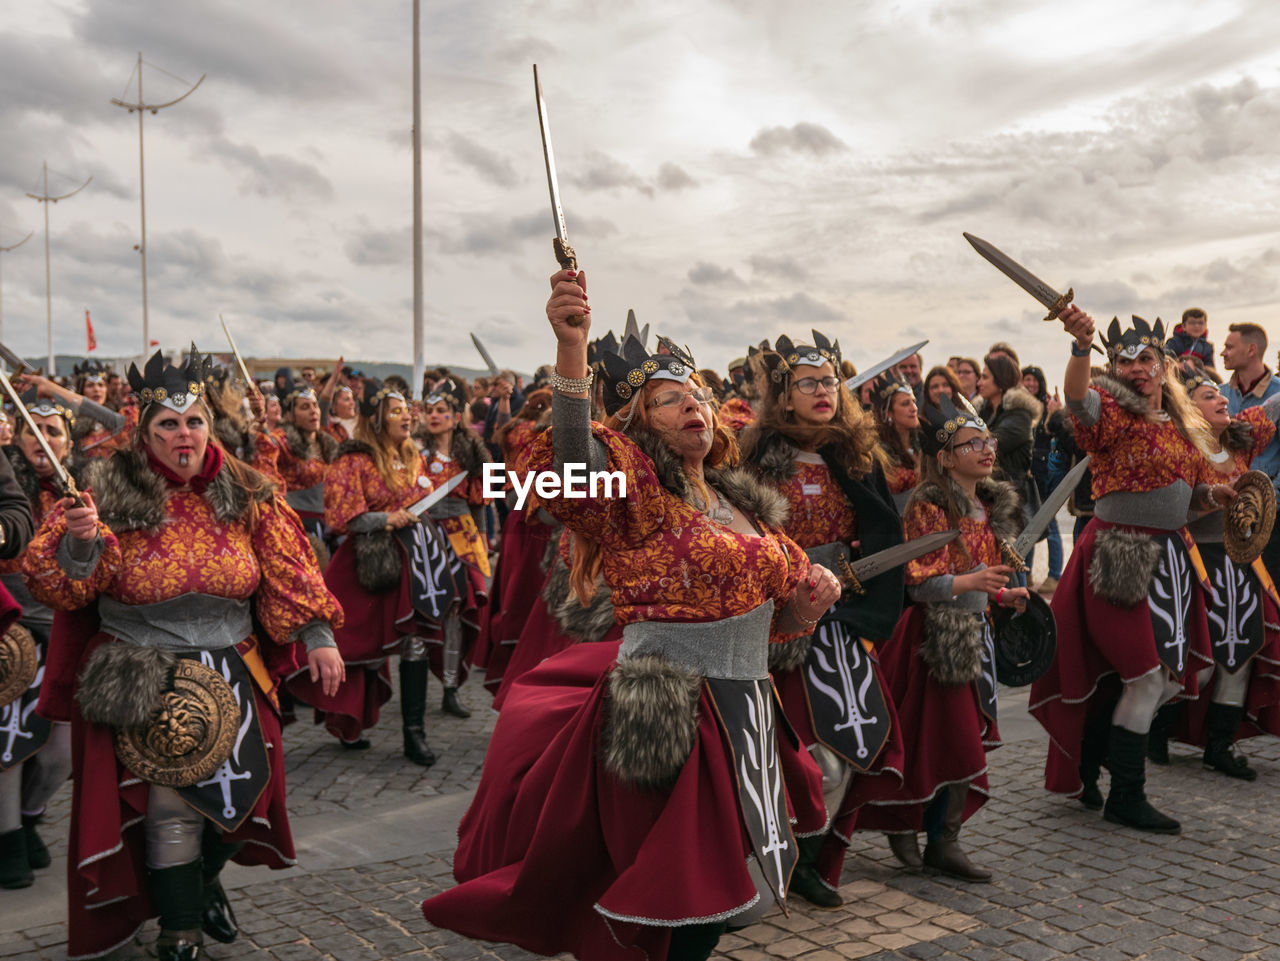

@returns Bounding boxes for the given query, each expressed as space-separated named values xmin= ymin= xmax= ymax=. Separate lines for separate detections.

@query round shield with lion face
xmin=115 ymin=659 xmax=240 ymax=788
xmin=1224 ymin=470 xmax=1276 ymax=566
xmin=0 ymin=625 xmax=38 ymax=706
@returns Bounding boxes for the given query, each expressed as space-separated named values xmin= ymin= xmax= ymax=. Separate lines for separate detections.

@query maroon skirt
xmin=847 ymin=605 xmax=1000 ymax=832
xmin=475 ymin=511 xmax=555 ymax=697
xmin=421 ymin=640 xmax=826 ymax=961
xmin=1030 ymin=518 xmax=1212 ymax=797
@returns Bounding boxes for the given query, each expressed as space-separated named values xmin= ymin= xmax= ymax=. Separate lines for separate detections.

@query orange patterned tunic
xmin=717 ymin=397 xmax=757 ymax=435
xmin=884 ymin=459 xmax=918 ymax=500
xmin=23 ymin=490 xmax=341 ymax=645
xmin=903 ymin=500 xmax=1001 ymax=586
xmin=774 ymin=453 xmax=857 ymax=550
xmin=528 ymin=426 xmax=810 ymax=635
xmin=324 ymin=449 xmax=432 ymax=533
xmin=1217 ymin=406 xmax=1278 ymax=481
xmin=0 ymin=486 xmax=55 ymax=578
xmin=273 ymin=430 xmax=329 ymax=495
xmin=1072 ymin=387 xmax=1214 ymax=498
xmin=425 ymin=449 xmax=490 ymax=577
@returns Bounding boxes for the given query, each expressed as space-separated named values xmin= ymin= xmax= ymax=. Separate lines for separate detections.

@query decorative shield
xmin=990 ymin=591 xmax=1057 ymax=687
xmin=115 ymin=659 xmax=240 ymax=788
xmin=1224 ymin=470 xmax=1276 ymax=565
xmin=0 ymin=625 xmax=38 ymax=706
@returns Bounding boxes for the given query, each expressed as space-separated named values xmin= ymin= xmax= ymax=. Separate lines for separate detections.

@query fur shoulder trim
xmin=281 ymin=422 xmax=339 ymax=463
xmin=1092 ymin=373 xmax=1146 ymax=416
xmin=1223 ymin=419 xmax=1254 ymax=454
xmin=977 ymin=477 xmax=1024 ymax=544
xmin=214 ymin=418 xmax=248 ymax=456
xmin=336 ymin=438 xmax=376 ymax=460
xmin=708 ymin=466 xmax=790 ymax=529
xmin=450 ymin=427 xmax=489 ymax=476
xmin=743 ymin=428 xmax=799 ymax=484
xmin=1001 ymin=386 xmax=1044 ymax=423
xmin=89 ymin=449 xmax=272 ymax=533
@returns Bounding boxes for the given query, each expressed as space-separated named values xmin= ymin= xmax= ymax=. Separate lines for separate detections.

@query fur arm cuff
xmin=57 ymin=534 xmax=104 ymax=581
xmin=293 ymin=620 xmax=337 ymax=651
xmin=909 ymin=573 xmax=955 ymax=603
xmin=1066 ymin=388 xmax=1101 ymax=426
xmin=346 ymin=511 xmax=389 ymax=534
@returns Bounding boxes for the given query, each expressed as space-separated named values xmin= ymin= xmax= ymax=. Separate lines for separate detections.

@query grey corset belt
xmin=97 ymin=593 xmax=253 ymax=651
xmin=618 ymin=600 xmax=773 ymax=681
xmin=427 ymin=497 xmax=470 ymax=520
xmin=285 ymin=482 xmax=325 ymax=515
xmin=1093 ymin=480 xmax=1192 ymax=531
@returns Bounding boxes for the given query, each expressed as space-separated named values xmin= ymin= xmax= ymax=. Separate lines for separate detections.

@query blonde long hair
xmin=353 ymin=399 xmax=420 ymax=491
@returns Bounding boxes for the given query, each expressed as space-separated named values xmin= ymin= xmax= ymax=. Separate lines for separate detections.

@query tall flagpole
xmin=111 ymin=53 xmax=204 ymax=356
xmin=26 ymin=162 xmax=91 ymax=377
xmin=411 ymin=0 xmax=425 ymax=399
xmin=0 ymin=230 xmax=33 ymax=352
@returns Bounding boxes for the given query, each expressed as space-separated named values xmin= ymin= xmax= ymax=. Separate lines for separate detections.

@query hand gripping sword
xmin=534 ymin=65 xmax=577 ymax=273
xmin=999 ymin=455 xmax=1091 ymax=575
xmin=963 ymin=232 xmax=1103 ymax=355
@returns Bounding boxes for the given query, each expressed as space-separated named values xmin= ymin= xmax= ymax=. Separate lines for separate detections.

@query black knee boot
xmin=922 ymin=782 xmax=991 ymax=882
xmin=1103 ymin=725 xmax=1180 ymax=834
xmin=1203 ymin=703 xmax=1256 ymax=781
xmin=200 ymin=826 xmax=243 ymax=943
xmin=21 ymin=814 xmax=50 ymax=870
xmin=1146 ymin=700 xmax=1183 ymax=765
xmin=667 ymin=921 xmax=727 ymax=961
xmin=0 ymin=829 xmax=32 ymax=889
xmin=399 ymin=661 xmax=437 ymax=767
xmin=148 ymin=859 xmax=205 ymax=959
xmin=788 ymin=833 xmax=842 ymax=907
xmin=1078 ymin=708 xmax=1112 ymax=810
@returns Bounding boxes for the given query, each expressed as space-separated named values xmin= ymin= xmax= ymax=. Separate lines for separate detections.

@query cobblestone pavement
xmin=4 ymin=669 xmax=1280 ymax=961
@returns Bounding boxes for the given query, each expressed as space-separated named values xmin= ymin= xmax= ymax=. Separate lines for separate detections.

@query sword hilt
xmin=1042 ymin=287 xmax=1074 ymax=322
xmin=553 ymin=238 xmax=577 ymax=271
xmin=1000 ymin=539 xmax=1028 ymax=573
xmin=836 ymin=553 xmax=865 ymax=596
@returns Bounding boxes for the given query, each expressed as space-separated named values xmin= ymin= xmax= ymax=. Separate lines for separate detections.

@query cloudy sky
xmin=3 ymin=0 xmax=1280 ymax=385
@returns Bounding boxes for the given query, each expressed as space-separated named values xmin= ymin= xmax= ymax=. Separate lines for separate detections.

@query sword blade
xmin=534 ymin=65 xmax=571 ymax=256
xmin=0 ymin=371 xmax=78 ymax=501
xmin=469 ymin=333 xmax=501 ymax=378
xmin=844 ymin=340 xmax=929 ymax=391
xmin=1011 ymin=455 xmax=1090 ymax=560
xmin=219 ymin=315 xmax=257 ymax=394
xmin=963 ymin=232 xmax=1065 ymax=311
xmin=849 ymin=529 xmax=959 ymax=583
xmin=408 ymin=471 xmax=466 ymax=516
xmin=624 ymin=309 xmax=640 ymax=343
xmin=0 ymin=341 xmax=29 ymax=374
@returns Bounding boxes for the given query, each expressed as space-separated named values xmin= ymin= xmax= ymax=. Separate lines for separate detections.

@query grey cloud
xmin=749 ymin=123 xmax=846 ymax=157
xmin=657 ymin=163 xmax=698 ymax=191
xmin=571 ymin=152 xmax=653 ymax=196
xmin=452 ymin=210 xmax=617 ymax=256
xmin=203 ymin=137 xmax=333 ymax=201
xmin=688 ymin=262 xmax=745 ymax=287
xmin=446 ymin=132 xmax=519 ymax=188
xmin=748 ymin=254 xmax=809 ymax=280
xmin=1157 ymin=249 xmax=1280 ymax=310
xmin=678 ymin=290 xmax=844 ymax=347
xmin=345 ymin=226 xmax=412 ymax=267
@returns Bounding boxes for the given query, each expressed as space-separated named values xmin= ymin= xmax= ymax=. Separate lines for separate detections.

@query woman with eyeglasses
xmin=738 ymin=333 xmax=906 ymax=908
xmin=870 ymin=369 xmax=921 ymax=511
xmin=948 ymin=356 xmax=982 ymax=401
xmin=422 ymin=270 xmax=837 ymax=961
xmin=850 ymin=395 xmax=1025 ymax=882
xmin=1030 ymin=311 xmax=1227 ymax=836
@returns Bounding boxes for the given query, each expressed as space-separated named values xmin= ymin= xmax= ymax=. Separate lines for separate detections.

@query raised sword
xmin=534 ymin=65 xmax=576 ymax=272
xmin=469 ymin=333 xmax=501 ymax=379
xmin=218 ymin=315 xmax=259 ymax=394
xmin=0 ymin=370 xmax=81 ymax=504
xmin=963 ymin=232 xmax=1103 ymax=355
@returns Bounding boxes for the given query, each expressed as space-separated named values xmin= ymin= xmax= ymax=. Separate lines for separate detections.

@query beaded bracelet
xmin=550 ymin=366 xmax=593 ymax=394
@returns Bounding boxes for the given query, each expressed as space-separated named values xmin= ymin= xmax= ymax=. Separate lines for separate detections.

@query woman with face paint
xmin=0 ymin=389 xmax=77 ymax=889
xmin=850 ymin=395 xmax=1026 ymax=882
xmin=19 ymin=363 xmax=138 ymax=462
xmin=1153 ymin=364 xmax=1280 ymax=780
xmin=412 ymin=380 xmax=492 ymax=719
xmin=288 ymin=379 xmax=448 ymax=766
xmin=22 ymin=348 xmax=343 ymax=961
xmin=738 ymin=332 xmax=906 ymax=908
xmin=870 ymin=369 xmax=921 ymax=511
xmin=422 ymin=270 xmax=836 ymax=961
xmin=1030 ymin=312 xmax=1229 ymax=835
xmin=273 ymin=385 xmax=340 ymax=564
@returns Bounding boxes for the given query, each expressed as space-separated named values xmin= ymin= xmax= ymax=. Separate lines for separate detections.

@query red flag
xmin=149 ymin=339 xmax=160 ymax=347
xmin=85 ymin=309 xmax=97 ymax=352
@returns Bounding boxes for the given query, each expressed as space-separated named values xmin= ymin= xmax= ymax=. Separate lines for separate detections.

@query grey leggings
xmin=144 ymin=786 xmax=205 ymax=870
xmin=1111 ymin=669 xmax=1183 ymax=734
xmin=1197 ymin=661 xmax=1252 ymax=708
xmin=0 ymin=722 xmax=72 ymax=833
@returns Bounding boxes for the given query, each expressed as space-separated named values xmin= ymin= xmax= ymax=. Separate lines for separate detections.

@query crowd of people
xmin=0 ymin=298 xmax=1275 ymax=960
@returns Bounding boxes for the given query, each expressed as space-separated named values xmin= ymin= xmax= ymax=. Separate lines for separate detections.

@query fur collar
xmin=420 ymin=427 xmax=487 ymax=476
xmin=336 ymin=438 xmax=376 ymax=460
xmin=214 ymin=418 xmax=250 ymax=458
xmin=998 ymin=385 xmax=1044 ymax=423
xmin=742 ymin=427 xmax=798 ymax=484
xmin=909 ymin=476 xmax=1023 ymax=544
xmin=86 ymin=448 xmax=273 ymax=533
xmin=281 ymin=422 xmax=339 ymax=463
xmin=628 ymin=427 xmax=789 ymax=528
xmin=1091 ymin=373 xmax=1147 ymax=417
xmin=1223 ymin=419 xmax=1255 ymax=454
xmin=4 ymin=445 xmax=44 ymax=513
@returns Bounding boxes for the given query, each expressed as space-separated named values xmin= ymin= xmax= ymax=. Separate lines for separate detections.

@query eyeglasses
xmin=953 ymin=437 xmax=998 ymax=455
xmin=793 ymin=376 xmax=840 ymax=395
xmin=649 ymin=386 xmax=715 ymax=409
